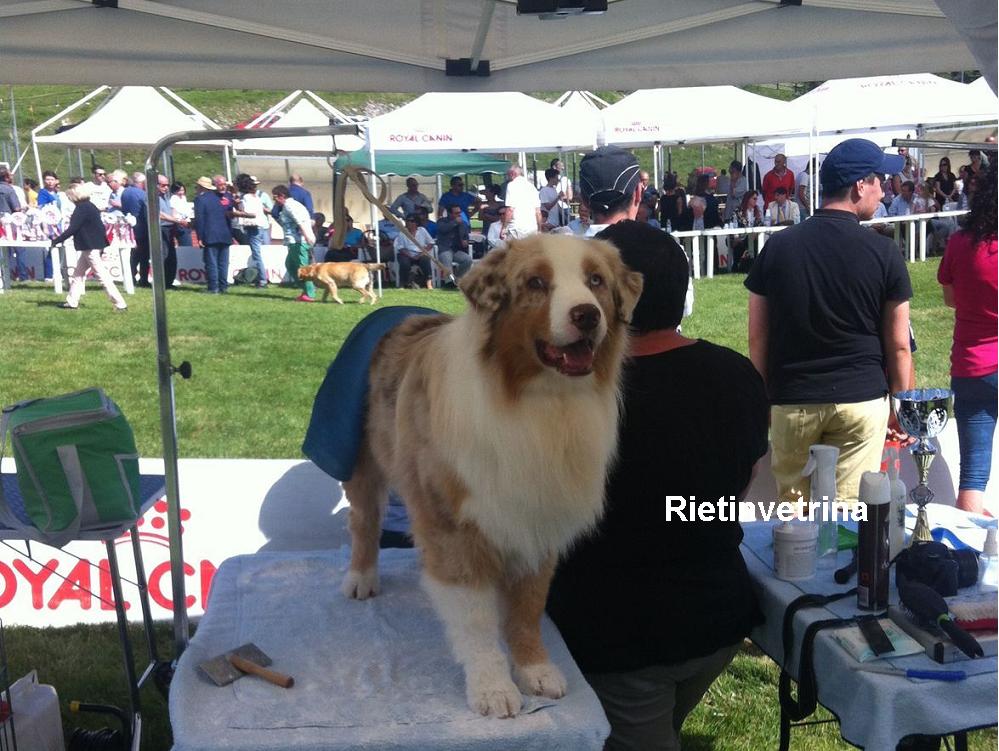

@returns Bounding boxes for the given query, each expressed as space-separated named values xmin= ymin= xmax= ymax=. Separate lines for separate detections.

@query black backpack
xmin=233 ymin=266 xmax=259 ymax=285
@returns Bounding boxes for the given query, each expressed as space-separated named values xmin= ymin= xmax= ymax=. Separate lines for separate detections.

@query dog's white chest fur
xmin=436 ymin=321 xmax=619 ymax=571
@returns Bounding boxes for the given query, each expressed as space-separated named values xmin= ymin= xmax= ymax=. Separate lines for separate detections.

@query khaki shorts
xmin=771 ymin=396 xmax=889 ymax=503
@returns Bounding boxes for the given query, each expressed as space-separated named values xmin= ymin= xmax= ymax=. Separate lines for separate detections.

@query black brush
xmin=899 ymin=580 xmax=984 ymax=658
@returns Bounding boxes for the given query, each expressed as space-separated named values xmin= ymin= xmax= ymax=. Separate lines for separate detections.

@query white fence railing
xmin=669 ymin=209 xmax=969 ymax=279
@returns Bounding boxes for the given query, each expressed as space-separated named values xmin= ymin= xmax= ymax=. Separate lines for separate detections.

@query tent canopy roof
xmin=789 ymin=73 xmax=999 ymax=133
xmin=1 ymin=1 xmax=993 ymax=93
xmin=600 ymin=86 xmax=806 ymax=147
xmin=334 ymin=149 xmax=510 ymax=176
xmin=233 ymin=97 xmax=365 ymax=155
xmin=365 ymin=92 xmax=595 ymax=152
xmin=34 ymin=86 xmax=226 ymax=149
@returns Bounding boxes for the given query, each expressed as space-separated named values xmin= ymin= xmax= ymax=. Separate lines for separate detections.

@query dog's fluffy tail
xmin=363 ymin=263 xmax=387 ymax=272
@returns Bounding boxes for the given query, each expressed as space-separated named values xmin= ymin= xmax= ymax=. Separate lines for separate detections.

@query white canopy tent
xmin=601 ymin=86 xmax=807 ymax=148
xmin=756 ymin=73 xmax=999 ymax=203
xmin=0 ymin=1 xmax=992 ymax=93
xmin=365 ymin=92 xmax=596 ymax=154
xmin=232 ymin=91 xmax=366 ymax=155
xmin=600 ymin=86 xmax=809 ymax=191
xmin=787 ymin=73 xmax=999 ymax=134
xmin=31 ymin=85 xmax=227 ymax=181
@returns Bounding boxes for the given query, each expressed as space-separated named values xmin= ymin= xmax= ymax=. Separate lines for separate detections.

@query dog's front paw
xmin=466 ymin=672 xmax=523 ymax=718
xmin=341 ymin=568 xmax=379 ymax=600
xmin=514 ymin=662 xmax=567 ymax=699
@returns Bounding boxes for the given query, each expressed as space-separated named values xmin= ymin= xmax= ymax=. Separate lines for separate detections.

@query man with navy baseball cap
xmin=744 ymin=138 xmax=913 ymax=504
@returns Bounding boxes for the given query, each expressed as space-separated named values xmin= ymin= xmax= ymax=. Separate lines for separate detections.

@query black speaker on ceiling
xmin=445 ymin=58 xmax=491 ymax=77
xmin=517 ymin=1 xmax=608 ymax=16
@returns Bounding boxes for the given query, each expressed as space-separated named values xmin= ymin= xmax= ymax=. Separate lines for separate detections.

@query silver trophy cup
xmin=891 ymin=388 xmax=953 ymax=544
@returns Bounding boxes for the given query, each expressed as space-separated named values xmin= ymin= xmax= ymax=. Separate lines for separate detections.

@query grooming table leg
xmin=106 ymin=539 xmax=142 ymax=747
xmin=779 ymin=704 xmax=791 ymax=751
xmin=130 ymin=526 xmax=161 ymax=666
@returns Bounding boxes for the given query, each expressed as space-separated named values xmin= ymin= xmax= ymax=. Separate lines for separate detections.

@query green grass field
xmin=0 ymin=259 xmax=992 ymax=750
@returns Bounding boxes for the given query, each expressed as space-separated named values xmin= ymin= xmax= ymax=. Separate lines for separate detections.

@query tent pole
xmin=78 ymin=149 xmax=84 ymax=177
xmin=667 ymin=146 xmax=672 ymax=174
xmin=32 ymin=138 xmax=42 ymax=185
xmin=700 ymin=144 xmax=705 ymax=168
xmin=370 ymin=148 xmax=382 ymax=297
xmin=223 ymin=145 xmax=232 ymax=182
xmin=9 ymin=87 xmax=20 ymax=181
xmin=652 ymin=144 xmax=660 ymax=192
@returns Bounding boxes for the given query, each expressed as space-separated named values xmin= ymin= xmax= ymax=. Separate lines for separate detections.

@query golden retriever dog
xmin=341 ymin=234 xmax=642 ymax=717
xmin=297 ymin=261 xmax=386 ymax=304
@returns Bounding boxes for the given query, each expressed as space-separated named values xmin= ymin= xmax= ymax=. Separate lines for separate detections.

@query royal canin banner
xmin=0 ymin=458 xmax=349 ymax=627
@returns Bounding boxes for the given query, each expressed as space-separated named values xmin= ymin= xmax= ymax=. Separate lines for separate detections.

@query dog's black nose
xmin=570 ymin=304 xmax=601 ymax=332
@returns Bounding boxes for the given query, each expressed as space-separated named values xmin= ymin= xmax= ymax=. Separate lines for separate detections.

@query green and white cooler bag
xmin=0 ymin=388 xmax=141 ymax=546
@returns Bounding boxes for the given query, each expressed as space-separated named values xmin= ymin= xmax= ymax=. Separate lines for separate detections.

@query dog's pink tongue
xmin=558 ymin=340 xmax=595 ymax=376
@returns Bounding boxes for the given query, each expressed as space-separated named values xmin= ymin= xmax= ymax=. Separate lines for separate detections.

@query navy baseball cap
xmin=820 ymin=138 xmax=905 ymax=192
xmin=580 ymin=146 xmax=641 ymax=211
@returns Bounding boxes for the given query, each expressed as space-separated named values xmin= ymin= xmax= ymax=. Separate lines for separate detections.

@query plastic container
xmin=978 ymin=527 xmax=998 ymax=593
xmin=773 ymin=521 xmax=818 ymax=581
xmin=802 ymin=444 xmax=840 ymax=568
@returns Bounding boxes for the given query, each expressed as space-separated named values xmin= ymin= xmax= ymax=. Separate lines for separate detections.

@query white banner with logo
xmin=176 ymin=244 xmax=294 ymax=286
xmin=0 ymin=458 xmax=348 ymax=627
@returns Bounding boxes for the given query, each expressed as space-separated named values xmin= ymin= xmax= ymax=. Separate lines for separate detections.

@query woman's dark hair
xmin=235 ymin=173 xmax=255 ymax=194
xmin=170 ymin=181 xmax=185 ymax=194
xmin=739 ymin=190 xmax=759 ymax=214
xmin=964 ymin=164 xmax=997 ymax=242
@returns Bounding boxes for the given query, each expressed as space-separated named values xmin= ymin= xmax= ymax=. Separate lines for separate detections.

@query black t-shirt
xmin=546 ymin=340 xmax=768 ymax=674
xmin=744 ymin=209 xmax=912 ymax=405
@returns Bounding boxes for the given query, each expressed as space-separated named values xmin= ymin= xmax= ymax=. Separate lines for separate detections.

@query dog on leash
xmin=340 ymin=234 xmax=643 ymax=718
xmin=297 ymin=262 xmax=386 ymax=304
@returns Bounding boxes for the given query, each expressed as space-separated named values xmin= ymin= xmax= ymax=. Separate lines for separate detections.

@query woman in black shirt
xmin=933 ymin=157 xmax=959 ymax=206
xmin=52 ymin=183 xmax=127 ymax=311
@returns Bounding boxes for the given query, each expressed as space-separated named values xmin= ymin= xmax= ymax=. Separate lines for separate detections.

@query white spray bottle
xmin=886 ymin=448 xmax=907 ymax=561
xmin=802 ymin=444 xmax=840 ymax=568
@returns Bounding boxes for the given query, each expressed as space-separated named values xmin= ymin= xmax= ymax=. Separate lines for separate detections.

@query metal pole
xmin=144 ymin=123 xmax=360 ymax=659
xmin=9 ymin=87 xmax=21 ymax=182
xmin=370 ymin=149 xmax=382 ymax=296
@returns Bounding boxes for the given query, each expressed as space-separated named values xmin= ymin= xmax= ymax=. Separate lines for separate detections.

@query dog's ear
xmin=460 ymin=247 xmax=510 ymax=313
xmin=612 ymin=260 xmax=644 ymax=324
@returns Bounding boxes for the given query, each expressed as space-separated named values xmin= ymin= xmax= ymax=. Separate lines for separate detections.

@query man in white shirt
xmin=393 ymin=213 xmax=434 ymax=288
xmin=503 ymin=165 xmax=542 ymax=236
xmin=538 ymin=168 xmax=564 ymax=230
xmin=486 ymin=202 xmax=526 ymax=249
xmin=551 ymin=158 xmax=573 ymax=226
xmin=88 ymin=165 xmax=112 ymax=211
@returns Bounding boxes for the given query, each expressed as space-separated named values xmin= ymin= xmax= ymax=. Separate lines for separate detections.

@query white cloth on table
xmin=170 ymin=548 xmax=609 ymax=751
xmin=741 ymin=520 xmax=997 ymax=751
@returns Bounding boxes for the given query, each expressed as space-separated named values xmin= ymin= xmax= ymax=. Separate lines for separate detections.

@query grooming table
xmin=170 ymin=548 xmax=610 ymax=751
xmin=1 ymin=472 xmax=167 ymax=749
xmin=742 ymin=518 xmax=998 ymax=750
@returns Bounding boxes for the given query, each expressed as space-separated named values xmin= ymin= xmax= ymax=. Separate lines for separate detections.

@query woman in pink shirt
xmin=938 ymin=165 xmax=997 ymax=513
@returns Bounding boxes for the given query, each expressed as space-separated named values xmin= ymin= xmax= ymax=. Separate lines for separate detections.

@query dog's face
xmin=461 ymin=234 xmax=642 ymax=396
xmin=297 ymin=264 xmax=317 ymax=280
